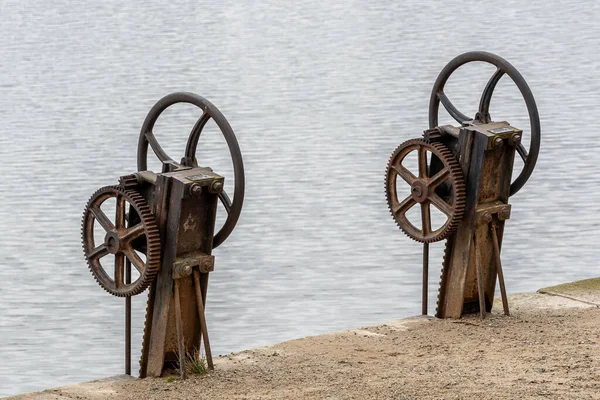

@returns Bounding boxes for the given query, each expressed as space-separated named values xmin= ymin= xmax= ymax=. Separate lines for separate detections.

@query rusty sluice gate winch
xmin=385 ymin=52 xmax=541 ymax=319
xmin=81 ymin=92 xmax=244 ymax=378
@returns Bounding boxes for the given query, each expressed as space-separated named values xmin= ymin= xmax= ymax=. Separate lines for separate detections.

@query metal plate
xmin=186 ymin=173 xmax=214 ymax=182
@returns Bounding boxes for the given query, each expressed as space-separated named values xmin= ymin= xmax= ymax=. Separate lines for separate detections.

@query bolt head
xmin=209 ymin=181 xmax=223 ymax=194
xmin=494 ymin=137 xmax=504 ymax=148
xmin=509 ymin=133 xmax=522 ymax=147
xmin=189 ymin=183 xmax=203 ymax=197
xmin=183 ymin=265 xmax=192 ymax=276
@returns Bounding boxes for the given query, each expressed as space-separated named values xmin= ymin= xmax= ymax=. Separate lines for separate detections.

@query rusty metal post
xmin=473 ymin=234 xmax=486 ymax=319
xmin=174 ymin=279 xmax=187 ymax=379
xmin=125 ymin=259 xmax=131 ymax=375
xmin=422 ymin=243 xmax=428 ymax=315
xmin=193 ymin=269 xmax=213 ymax=371
xmin=490 ymin=222 xmax=510 ymax=316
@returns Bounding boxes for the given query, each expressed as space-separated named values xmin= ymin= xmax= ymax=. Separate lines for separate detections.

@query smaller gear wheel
xmin=385 ymin=138 xmax=466 ymax=243
xmin=82 ymin=186 xmax=161 ymax=297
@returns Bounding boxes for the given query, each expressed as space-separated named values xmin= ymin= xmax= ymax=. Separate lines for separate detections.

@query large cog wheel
xmin=82 ymin=186 xmax=161 ymax=297
xmin=385 ymin=138 xmax=466 ymax=243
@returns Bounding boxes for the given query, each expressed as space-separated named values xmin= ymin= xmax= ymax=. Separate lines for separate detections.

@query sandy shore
xmin=7 ymin=279 xmax=600 ymax=400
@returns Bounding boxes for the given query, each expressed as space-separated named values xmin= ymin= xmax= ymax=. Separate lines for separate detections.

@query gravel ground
xmin=10 ymin=293 xmax=600 ymax=400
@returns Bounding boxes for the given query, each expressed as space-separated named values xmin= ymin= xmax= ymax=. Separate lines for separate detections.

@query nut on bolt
xmin=208 ymin=181 xmax=223 ymax=194
xmin=173 ymin=263 xmax=193 ymax=279
xmin=509 ymin=133 xmax=522 ymax=147
xmin=499 ymin=208 xmax=511 ymax=221
xmin=189 ymin=183 xmax=203 ymax=197
xmin=493 ymin=136 xmax=504 ymax=149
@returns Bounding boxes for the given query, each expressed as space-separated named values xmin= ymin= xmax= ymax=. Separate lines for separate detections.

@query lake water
xmin=1 ymin=0 xmax=600 ymax=396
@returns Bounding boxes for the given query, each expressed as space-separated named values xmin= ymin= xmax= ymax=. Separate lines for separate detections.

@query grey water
xmin=1 ymin=0 xmax=600 ymax=396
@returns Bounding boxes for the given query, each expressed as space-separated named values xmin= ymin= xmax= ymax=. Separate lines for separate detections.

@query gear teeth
xmin=384 ymin=138 xmax=466 ymax=243
xmin=119 ymin=174 xmax=140 ymax=190
xmin=81 ymin=185 xmax=161 ymax=297
xmin=435 ymin=239 xmax=453 ymax=316
xmin=139 ymin=283 xmax=155 ymax=377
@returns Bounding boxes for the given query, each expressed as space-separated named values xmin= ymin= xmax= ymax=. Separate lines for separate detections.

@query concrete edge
xmin=4 ymin=280 xmax=600 ymax=399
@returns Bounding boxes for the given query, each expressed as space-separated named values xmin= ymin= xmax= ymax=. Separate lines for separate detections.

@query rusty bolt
xmin=480 ymin=212 xmax=492 ymax=224
xmin=189 ymin=183 xmax=203 ymax=197
xmin=493 ymin=137 xmax=504 ymax=149
xmin=174 ymin=263 xmax=193 ymax=279
xmin=499 ymin=208 xmax=511 ymax=221
xmin=209 ymin=181 xmax=223 ymax=194
xmin=509 ymin=133 xmax=522 ymax=147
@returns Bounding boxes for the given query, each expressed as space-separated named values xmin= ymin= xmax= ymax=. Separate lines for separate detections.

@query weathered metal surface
xmin=82 ymin=186 xmax=162 ymax=297
xmin=82 ymin=92 xmax=245 ymax=379
xmin=435 ymin=123 xmax=518 ymax=318
xmin=385 ymin=138 xmax=466 ymax=243
xmin=385 ymin=52 xmax=540 ymax=318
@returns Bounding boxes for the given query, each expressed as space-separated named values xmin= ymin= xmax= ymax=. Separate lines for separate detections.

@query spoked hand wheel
xmin=137 ymin=92 xmax=245 ymax=248
xmin=385 ymin=138 xmax=466 ymax=243
xmin=428 ymin=51 xmax=541 ymax=196
xmin=82 ymin=186 xmax=161 ymax=297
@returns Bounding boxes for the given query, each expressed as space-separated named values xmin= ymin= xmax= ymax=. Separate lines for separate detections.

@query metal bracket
xmin=476 ymin=202 xmax=511 ymax=224
xmin=173 ymin=251 xmax=215 ymax=280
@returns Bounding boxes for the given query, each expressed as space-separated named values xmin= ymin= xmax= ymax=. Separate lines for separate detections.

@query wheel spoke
xmin=87 ymin=244 xmax=108 ymax=260
xmin=124 ymin=248 xmax=145 ymax=274
xmin=391 ymin=164 xmax=416 ymax=185
xmin=478 ymin=68 xmax=504 ymax=123
xmin=122 ymin=223 xmax=145 ymax=242
xmin=183 ymin=111 xmax=211 ymax=167
xmin=516 ymin=142 xmax=528 ymax=162
xmin=430 ymin=194 xmax=453 ymax=217
xmin=219 ymin=190 xmax=232 ymax=214
xmin=393 ymin=195 xmax=416 ymax=215
xmin=428 ymin=168 xmax=449 ymax=189
xmin=437 ymin=91 xmax=472 ymax=125
xmin=421 ymin=203 xmax=431 ymax=235
xmin=418 ymin=146 xmax=428 ymax=178
xmin=146 ymin=131 xmax=174 ymax=163
xmin=91 ymin=206 xmax=115 ymax=232
xmin=115 ymin=195 xmax=126 ymax=229
xmin=115 ymin=254 xmax=125 ymax=288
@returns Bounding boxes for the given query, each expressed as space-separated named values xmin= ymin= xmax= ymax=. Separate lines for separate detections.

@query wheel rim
xmin=137 ymin=92 xmax=245 ymax=248
xmin=428 ymin=51 xmax=540 ymax=196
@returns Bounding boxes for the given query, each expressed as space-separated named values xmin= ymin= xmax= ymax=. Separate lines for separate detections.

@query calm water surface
xmin=1 ymin=0 xmax=600 ymax=396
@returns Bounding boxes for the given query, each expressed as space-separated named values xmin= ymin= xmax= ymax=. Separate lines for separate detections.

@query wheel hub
xmin=104 ymin=231 xmax=121 ymax=254
xmin=411 ymin=180 xmax=428 ymax=203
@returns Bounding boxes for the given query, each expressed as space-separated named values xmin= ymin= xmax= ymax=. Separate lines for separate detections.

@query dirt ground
xmin=14 ymin=292 xmax=600 ymax=400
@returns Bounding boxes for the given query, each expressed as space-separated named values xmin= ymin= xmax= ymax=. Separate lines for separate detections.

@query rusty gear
xmin=119 ymin=174 xmax=140 ymax=190
xmin=82 ymin=186 xmax=161 ymax=297
xmin=385 ymin=138 xmax=466 ymax=243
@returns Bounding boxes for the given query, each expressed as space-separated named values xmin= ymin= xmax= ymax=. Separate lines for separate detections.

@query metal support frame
xmin=82 ymin=92 xmax=244 ymax=379
xmin=386 ymin=52 xmax=540 ymax=319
